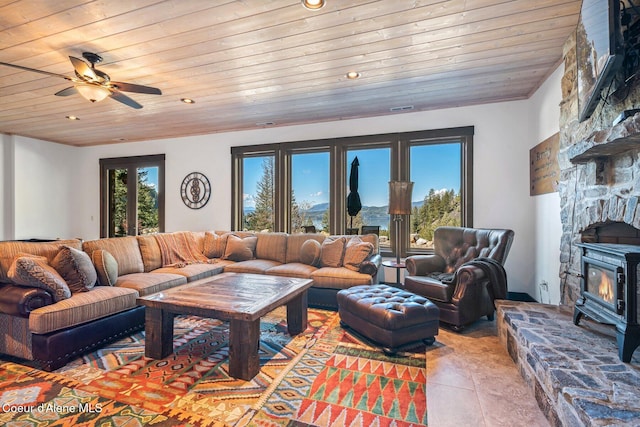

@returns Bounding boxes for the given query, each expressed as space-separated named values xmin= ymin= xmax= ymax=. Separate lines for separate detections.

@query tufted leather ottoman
xmin=337 ymin=284 xmax=439 ymax=354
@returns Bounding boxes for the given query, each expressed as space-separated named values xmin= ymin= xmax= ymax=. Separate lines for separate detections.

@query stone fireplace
xmin=494 ymin=28 xmax=640 ymax=427
xmin=558 ymin=30 xmax=640 ymax=312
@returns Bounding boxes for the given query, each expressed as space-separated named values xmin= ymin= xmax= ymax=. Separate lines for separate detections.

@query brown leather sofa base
xmin=32 ymin=306 xmax=145 ymax=371
xmin=336 ymin=284 xmax=439 ymax=354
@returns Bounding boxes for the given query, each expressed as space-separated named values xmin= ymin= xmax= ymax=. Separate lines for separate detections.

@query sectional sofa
xmin=0 ymin=230 xmax=380 ymax=370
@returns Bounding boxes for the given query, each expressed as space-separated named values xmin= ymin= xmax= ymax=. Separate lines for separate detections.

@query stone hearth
xmin=497 ymin=300 xmax=640 ymax=427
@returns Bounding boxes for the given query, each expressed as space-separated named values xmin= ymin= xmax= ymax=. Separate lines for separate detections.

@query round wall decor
xmin=180 ymin=172 xmax=211 ymax=209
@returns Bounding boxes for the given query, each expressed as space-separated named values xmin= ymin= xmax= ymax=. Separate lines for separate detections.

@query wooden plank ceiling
xmin=0 ymin=0 xmax=581 ymax=147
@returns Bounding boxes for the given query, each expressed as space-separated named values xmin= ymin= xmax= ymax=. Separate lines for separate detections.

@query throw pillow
xmin=299 ymin=239 xmax=322 ymax=266
xmin=203 ymin=232 xmax=229 ymax=258
xmin=320 ymin=237 xmax=346 ymax=268
xmin=91 ymin=249 xmax=118 ymax=286
xmin=222 ymin=235 xmax=257 ymax=262
xmin=137 ymin=235 xmax=162 ymax=272
xmin=52 ymin=246 xmax=97 ymax=293
xmin=8 ymin=256 xmax=71 ymax=302
xmin=343 ymin=236 xmax=375 ymax=271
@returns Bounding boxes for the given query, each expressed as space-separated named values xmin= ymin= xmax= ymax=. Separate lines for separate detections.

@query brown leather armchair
xmin=404 ymin=226 xmax=514 ymax=331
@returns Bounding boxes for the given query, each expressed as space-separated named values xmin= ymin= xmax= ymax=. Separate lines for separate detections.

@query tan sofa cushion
xmin=0 ymin=239 xmax=82 ymax=284
xmin=115 ymin=272 xmax=187 ymax=297
xmin=223 ymin=235 xmax=257 ymax=262
xmin=91 ymin=249 xmax=118 ymax=286
xmin=224 ymin=259 xmax=281 ymax=274
xmin=342 ymin=236 xmax=374 ymax=271
xmin=51 ymin=246 xmax=97 ymax=293
xmin=310 ymin=267 xmax=374 ymax=289
xmin=255 ymin=232 xmax=287 ymax=264
xmin=28 ymin=286 xmax=138 ymax=335
xmin=266 ymin=263 xmax=317 ymax=279
xmin=191 ymin=231 xmax=206 ymax=252
xmin=137 ymin=235 xmax=162 ymax=272
xmin=358 ymin=233 xmax=379 ymax=253
xmin=320 ymin=237 xmax=345 ymax=268
xmin=203 ymin=232 xmax=229 ymax=258
xmin=152 ymin=263 xmax=226 ymax=281
xmin=286 ymin=233 xmax=325 ymax=264
xmin=83 ymin=236 xmax=144 ymax=276
xmin=300 ymin=239 xmax=322 ymax=266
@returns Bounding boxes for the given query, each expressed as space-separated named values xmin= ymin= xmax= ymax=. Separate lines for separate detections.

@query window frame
xmin=231 ymin=127 xmax=473 ymax=257
xmin=99 ymin=154 xmax=165 ymax=238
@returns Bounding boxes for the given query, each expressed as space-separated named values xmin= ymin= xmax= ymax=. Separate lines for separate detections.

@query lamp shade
xmin=388 ymin=181 xmax=414 ymax=215
xmin=75 ymin=84 xmax=110 ymax=103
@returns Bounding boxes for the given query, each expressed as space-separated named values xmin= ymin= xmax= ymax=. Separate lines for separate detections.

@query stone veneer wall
xmin=558 ymin=31 xmax=640 ymax=308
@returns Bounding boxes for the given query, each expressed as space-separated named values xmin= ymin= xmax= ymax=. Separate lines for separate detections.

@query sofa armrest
xmin=0 ymin=284 xmax=54 ymax=317
xmin=405 ymin=254 xmax=446 ymax=276
xmin=360 ymin=253 xmax=381 ymax=277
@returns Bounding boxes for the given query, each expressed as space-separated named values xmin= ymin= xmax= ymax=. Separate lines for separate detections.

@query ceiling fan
xmin=0 ymin=52 xmax=161 ymax=109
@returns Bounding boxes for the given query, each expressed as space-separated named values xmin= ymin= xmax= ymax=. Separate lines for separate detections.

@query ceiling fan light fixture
xmin=75 ymin=84 xmax=110 ymax=103
xmin=301 ymin=0 xmax=325 ymax=10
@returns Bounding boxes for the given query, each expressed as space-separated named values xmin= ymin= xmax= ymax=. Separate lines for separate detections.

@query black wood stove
xmin=574 ymin=243 xmax=640 ymax=362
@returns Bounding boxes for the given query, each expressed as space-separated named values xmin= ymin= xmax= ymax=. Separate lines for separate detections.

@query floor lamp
xmin=388 ymin=181 xmax=414 ymax=265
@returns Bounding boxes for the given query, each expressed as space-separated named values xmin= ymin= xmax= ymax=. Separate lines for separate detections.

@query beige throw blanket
xmin=154 ymin=232 xmax=212 ymax=268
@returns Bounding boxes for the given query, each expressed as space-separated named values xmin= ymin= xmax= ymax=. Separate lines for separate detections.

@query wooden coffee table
xmin=136 ymin=272 xmax=314 ymax=380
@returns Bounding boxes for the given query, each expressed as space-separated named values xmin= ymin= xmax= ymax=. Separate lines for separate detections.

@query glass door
xmin=100 ymin=155 xmax=164 ymax=237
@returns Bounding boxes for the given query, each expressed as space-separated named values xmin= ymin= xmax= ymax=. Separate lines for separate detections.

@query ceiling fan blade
xmin=54 ymin=87 xmax=77 ymax=96
xmin=0 ymin=61 xmax=72 ymax=81
xmin=109 ymin=90 xmax=143 ymax=109
xmin=110 ymin=81 xmax=161 ymax=95
xmin=69 ymin=56 xmax=98 ymax=81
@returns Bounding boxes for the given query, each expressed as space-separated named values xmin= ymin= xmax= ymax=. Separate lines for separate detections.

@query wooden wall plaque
xmin=530 ymin=133 xmax=559 ymax=196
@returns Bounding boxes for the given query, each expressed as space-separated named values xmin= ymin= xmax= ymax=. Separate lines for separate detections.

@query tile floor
xmin=426 ymin=319 xmax=550 ymax=427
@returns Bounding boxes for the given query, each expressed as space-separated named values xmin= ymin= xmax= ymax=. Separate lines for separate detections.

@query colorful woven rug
xmin=0 ymin=307 xmax=426 ymax=426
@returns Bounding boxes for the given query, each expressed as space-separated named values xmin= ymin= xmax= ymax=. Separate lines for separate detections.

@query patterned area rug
xmin=0 ymin=307 xmax=426 ymax=426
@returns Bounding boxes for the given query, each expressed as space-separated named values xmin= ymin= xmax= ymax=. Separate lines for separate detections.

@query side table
xmin=382 ymin=260 xmax=406 ymax=288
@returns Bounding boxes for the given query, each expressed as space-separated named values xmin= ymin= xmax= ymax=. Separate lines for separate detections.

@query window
xmin=231 ymin=127 xmax=472 ymax=256
xmin=241 ymin=155 xmax=275 ymax=232
xmin=409 ymin=142 xmax=462 ymax=250
xmin=346 ymin=147 xmax=390 ymax=248
xmin=99 ymin=154 xmax=164 ymax=238
xmin=291 ymin=151 xmax=330 ymax=233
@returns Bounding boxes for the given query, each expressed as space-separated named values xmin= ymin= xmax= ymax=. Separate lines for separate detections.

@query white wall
xmin=528 ymin=66 xmax=564 ymax=304
xmin=11 ymin=136 xmax=79 ymax=240
xmin=3 ymin=94 xmax=556 ymax=297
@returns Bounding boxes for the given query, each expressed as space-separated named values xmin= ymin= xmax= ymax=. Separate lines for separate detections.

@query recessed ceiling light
xmin=346 ymin=71 xmax=361 ymax=80
xmin=256 ymin=121 xmax=276 ymax=126
xmin=65 ymin=115 xmax=80 ymax=120
xmin=301 ymin=0 xmax=325 ymax=10
xmin=181 ymin=98 xmax=195 ymax=104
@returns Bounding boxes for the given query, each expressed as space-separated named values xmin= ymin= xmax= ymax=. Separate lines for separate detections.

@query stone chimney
xmin=559 ymin=32 xmax=640 ymax=308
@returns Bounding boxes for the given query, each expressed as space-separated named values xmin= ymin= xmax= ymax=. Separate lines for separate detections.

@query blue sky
xmin=243 ymin=143 xmax=461 ymax=208
xmin=140 ymin=167 xmax=159 ymax=188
